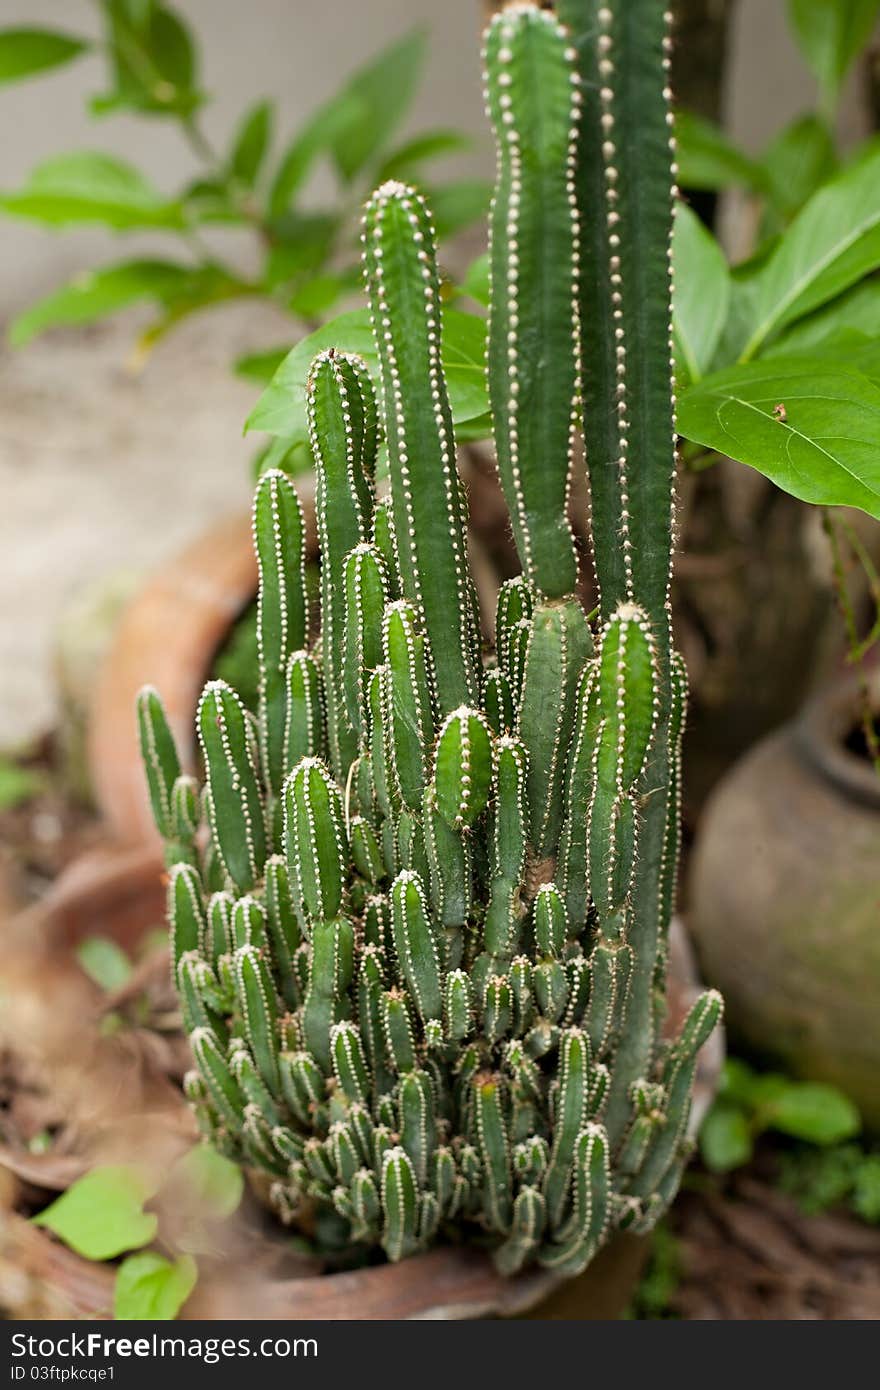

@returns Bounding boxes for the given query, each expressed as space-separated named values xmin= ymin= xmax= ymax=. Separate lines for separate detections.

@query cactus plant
xmin=138 ymin=0 xmax=720 ymax=1276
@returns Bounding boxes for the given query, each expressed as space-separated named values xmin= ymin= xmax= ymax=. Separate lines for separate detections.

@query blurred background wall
xmin=0 ymin=0 xmax=868 ymax=742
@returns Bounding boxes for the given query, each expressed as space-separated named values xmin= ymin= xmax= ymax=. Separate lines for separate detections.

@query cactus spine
xmin=140 ymin=0 xmax=720 ymax=1275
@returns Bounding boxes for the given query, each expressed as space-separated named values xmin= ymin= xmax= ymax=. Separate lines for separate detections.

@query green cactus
xmin=140 ymin=0 xmax=720 ymax=1276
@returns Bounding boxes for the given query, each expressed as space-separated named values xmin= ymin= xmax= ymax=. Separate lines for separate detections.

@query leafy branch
xmin=0 ymin=0 xmax=488 ymax=457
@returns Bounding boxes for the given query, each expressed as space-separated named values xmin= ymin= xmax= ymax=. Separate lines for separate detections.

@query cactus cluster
xmin=139 ymin=0 xmax=720 ymax=1276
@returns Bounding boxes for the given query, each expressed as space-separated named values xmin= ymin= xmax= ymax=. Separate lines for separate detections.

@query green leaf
xmin=426 ymin=179 xmax=491 ymax=240
xmin=234 ymin=344 xmax=293 ymax=386
xmin=461 ymin=252 xmax=490 ymax=308
xmin=76 ymin=937 xmax=133 ymax=993
xmin=267 ymin=30 xmax=425 ymax=214
xmin=852 ymin=1155 xmax=880 ymax=1222
xmin=376 ymin=128 xmax=471 ymax=183
xmin=328 ymin=28 xmax=426 ymax=182
xmin=764 ymin=276 xmax=880 ymax=358
xmin=677 ymin=356 xmax=880 ymax=516
xmin=0 ymin=27 xmax=90 ymax=84
xmin=134 ymin=263 xmax=255 ymax=356
xmin=0 ymin=756 xmax=43 ymax=809
xmin=674 ymin=110 xmax=768 ymax=194
xmin=251 ymin=436 xmax=303 ymax=482
xmin=759 ymin=114 xmax=838 ymax=224
xmin=177 ymin=177 xmax=235 ymax=225
xmin=718 ymin=1057 xmax=760 ymax=1106
xmin=34 ymin=1166 xmax=158 ymax=1259
xmin=788 ymin=0 xmax=880 ymax=115
xmin=672 ymin=202 xmax=731 ymax=384
xmin=288 ymin=270 xmax=350 ymax=319
xmin=739 ymin=141 xmax=880 ymax=360
xmin=95 ymin=1 xmax=202 ymax=118
xmin=170 ymin=1145 xmax=243 ymax=1219
xmin=262 ymin=212 xmax=339 ymax=285
xmin=246 ymin=306 xmax=488 ymax=460
xmin=699 ymin=1103 xmax=754 ymax=1173
xmin=114 ymin=1251 xmax=197 ymax=1320
xmin=0 ymin=152 xmax=184 ymax=229
xmin=766 ymin=1081 xmax=861 ymax=1145
xmin=229 ymin=100 xmax=274 ymax=188
xmin=9 ymin=259 xmax=191 ymax=346
xmin=267 ymin=99 xmax=359 ymax=217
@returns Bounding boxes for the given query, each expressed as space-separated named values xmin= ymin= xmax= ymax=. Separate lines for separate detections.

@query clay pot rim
xmin=794 ymin=670 xmax=880 ymax=811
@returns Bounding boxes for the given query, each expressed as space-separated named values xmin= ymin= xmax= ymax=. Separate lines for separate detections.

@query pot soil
xmin=1 ymin=849 xmax=721 ymax=1320
xmin=688 ymin=670 xmax=880 ymax=1126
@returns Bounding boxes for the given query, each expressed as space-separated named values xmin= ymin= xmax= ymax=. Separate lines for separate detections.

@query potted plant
xmin=4 ymin=845 xmax=716 ymax=1320
xmin=125 ymin=0 xmax=722 ymax=1317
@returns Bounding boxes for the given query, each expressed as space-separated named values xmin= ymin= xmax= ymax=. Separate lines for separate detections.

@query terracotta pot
xmin=688 ymin=671 xmax=880 ymax=1126
xmin=5 ymin=850 xmax=721 ymax=1320
xmin=87 ymin=492 xmax=315 ymax=847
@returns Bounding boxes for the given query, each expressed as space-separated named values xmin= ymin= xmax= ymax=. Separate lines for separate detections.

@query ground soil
xmin=668 ymin=1165 xmax=880 ymax=1320
xmin=0 ymin=736 xmax=102 ymax=911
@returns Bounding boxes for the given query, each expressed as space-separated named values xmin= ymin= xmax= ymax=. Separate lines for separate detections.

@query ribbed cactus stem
xmin=484 ymin=4 xmax=581 ymax=600
xmin=254 ymin=469 xmax=307 ymax=807
xmin=307 ymin=350 xmax=377 ymax=778
xmin=140 ymin=0 xmax=720 ymax=1278
xmin=362 ymin=181 xmax=479 ymax=714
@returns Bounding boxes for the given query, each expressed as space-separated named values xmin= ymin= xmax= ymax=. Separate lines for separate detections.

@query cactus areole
xmin=138 ymin=1 xmax=721 ymax=1277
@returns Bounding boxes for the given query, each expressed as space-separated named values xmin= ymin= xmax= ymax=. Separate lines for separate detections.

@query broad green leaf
xmin=179 ymin=177 xmax=237 ymax=225
xmin=246 ymin=306 xmax=488 ymax=460
xmin=268 ymin=98 xmax=360 ymax=217
xmin=234 ymin=344 xmax=293 ymax=386
xmin=133 ymin=264 xmax=255 ymax=356
xmin=328 ymin=29 xmax=426 ymax=182
xmin=170 ymin=1145 xmax=243 ymax=1219
xmin=672 ymin=202 xmax=730 ymax=384
xmin=9 ymin=259 xmax=191 ymax=346
xmin=818 ymin=336 xmax=880 ymax=384
xmin=0 ymin=27 xmax=90 ymax=84
xmin=0 ymin=153 xmax=184 ymax=229
xmin=739 ymin=140 xmax=880 ymax=360
xmin=95 ymin=1 xmax=201 ymax=117
xmin=710 ymin=259 xmax=770 ymax=374
xmin=251 ymin=436 xmax=303 ymax=480
xmin=759 ymin=114 xmax=837 ymax=224
xmin=674 ymin=110 xmax=768 ymax=194
xmin=34 ymin=1166 xmax=158 ymax=1259
xmin=455 ymin=412 xmax=492 ymax=444
xmin=267 ymin=30 xmax=425 ymax=214
xmin=76 ymin=937 xmax=133 ymax=992
xmin=427 ymin=179 xmax=491 ymax=240
xmin=766 ymin=1081 xmax=861 ymax=1145
xmin=677 ymin=356 xmax=880 ymax=517
xmin=262 ymin=212 xmax=340 ymax=286
xmin=288 ymin=270 xmax=351 ymax=320
xmin=717 ymin=1057 xmax=761 ymax=1107
xmin=699 ymin=1103 xmax=753 ymax=1173
xmin=788 ymin=0 xmax=880 ymax=114
xmin=114 ymin=1251 xmax=197 ymax=1320
xmin=229 ymin=100 xmax=274 ymax=188
xmin=376 ymin=129 xmax=471 ymax=183
xmin=764 ymin=276 xmax=880 ymax=357
xmin=461 ymin=252 xmax=490 ymax=309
